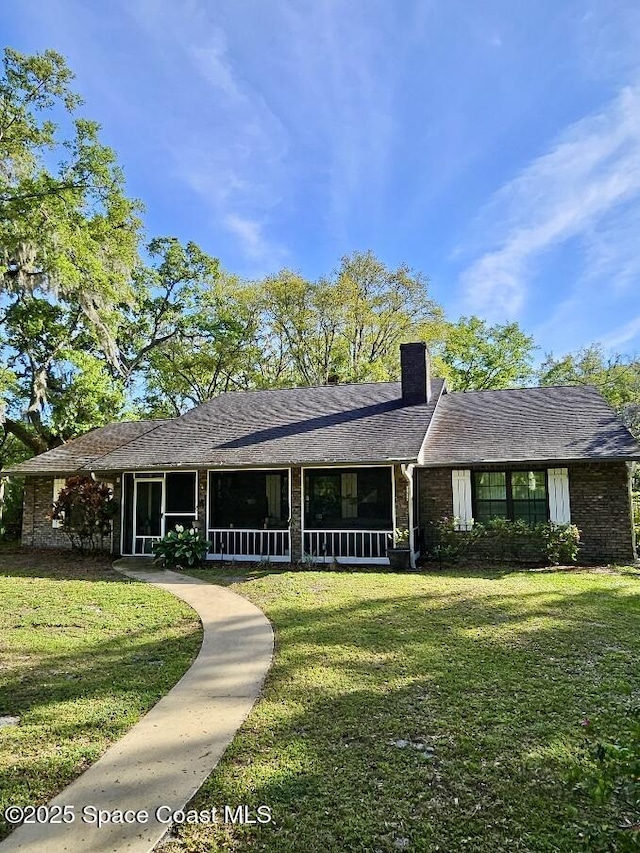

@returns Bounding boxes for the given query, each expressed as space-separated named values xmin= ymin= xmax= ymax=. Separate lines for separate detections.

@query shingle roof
xmin=8 ymin=380 xmax=639 ymax=477
xmin=7 ymin=381 xmax=444 ymax=474
xmin=419 ymin=385 xmax=640 ymax=466
xmin=86 ymin=380 xmax=445 ymax=471
xmin=4 ymin=420 xmax=170 ymax=475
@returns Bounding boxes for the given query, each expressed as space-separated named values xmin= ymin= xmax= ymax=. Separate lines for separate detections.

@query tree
xmin=538 ymin=345 xmax=640 ymax=437
xmin=261 ymin=250 xmax=445 ymax=386
xmin=434 ymin=316 xmax=537 ymax=391
xmin=0 ymin=47 xmax=143 ymax=454
xmin=1 ymin=48 xmax=142 ymax=350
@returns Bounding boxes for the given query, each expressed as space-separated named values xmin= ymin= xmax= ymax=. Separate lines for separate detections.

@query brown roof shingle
xmin=419 ymin=385 xmax=640 ymax=466
xmin=4 ymin=420 xmax=170 ymax=475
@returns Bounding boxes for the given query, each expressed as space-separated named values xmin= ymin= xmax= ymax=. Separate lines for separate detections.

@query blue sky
xmin=3 ymin=0 xmax=640 ymax=360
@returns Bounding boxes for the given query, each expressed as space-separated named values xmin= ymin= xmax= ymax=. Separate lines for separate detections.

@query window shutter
xmin=548 ymin=468 xmax=571 ymax=523
xmin=452 ymin=470 xmax=473 ymax=531
xmin=341 ymin=472 xmax=358 ymax=519
xmin=52 ymin=478 xmax=66 ymax=528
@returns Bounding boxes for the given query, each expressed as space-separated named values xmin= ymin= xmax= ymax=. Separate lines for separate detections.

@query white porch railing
xmin=207 ymin=528 xmax=290 ymax=562
xmin=304 ymin=529 xmax=392 ymax=563
xmin=134 ymin=535 xmax=162 ymax=555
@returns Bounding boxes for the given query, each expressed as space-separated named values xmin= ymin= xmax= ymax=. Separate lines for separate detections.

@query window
xmin=473 ymin=470 xmax=548 ymax=525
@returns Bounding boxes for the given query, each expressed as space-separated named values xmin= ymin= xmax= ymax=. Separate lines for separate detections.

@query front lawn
xmin=165 ymin=565 xmax=640 ymax=853
xmin=0 ymin=549 xmax=202 ymax=841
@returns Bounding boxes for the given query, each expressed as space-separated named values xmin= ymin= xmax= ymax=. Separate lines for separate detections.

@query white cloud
xmin=599 ymin=315 xmax=640 ymax=352
xmin=458 ymin=85 xmax=640 ymax=320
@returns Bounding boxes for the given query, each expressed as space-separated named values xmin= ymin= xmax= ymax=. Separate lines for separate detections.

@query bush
xmin=0 ymin=477 xmax=24 ymax=540
xmin=152 ymin=525 xmax=211 ymax=570
xmin=50 ymin=476 xmax=116 ymax=554
xmin=427 ymin=516 xmax=581 ymax=565
xmin=543 ymin=521 xmax=581 ymax=565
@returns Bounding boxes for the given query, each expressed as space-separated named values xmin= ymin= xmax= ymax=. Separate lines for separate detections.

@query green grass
xmin=163 ymin=564 xmax=640 ymax=853
xmin=0 ymin=549 xmax=202 ymax=840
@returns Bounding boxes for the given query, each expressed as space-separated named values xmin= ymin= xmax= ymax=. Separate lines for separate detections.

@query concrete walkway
xmin=0 ymin=564 xmax=274 ymax=853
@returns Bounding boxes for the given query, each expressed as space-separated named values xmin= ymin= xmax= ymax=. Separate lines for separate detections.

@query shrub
xmin=542 ymin=522 xmax=581 ymax=565
xmin=50 ymin=476 xmax=116 ymax=554
xmin=152 ymin=525 xmax=211 ymax=570
xmin=427 ymin=517 xmax=580 ymax=565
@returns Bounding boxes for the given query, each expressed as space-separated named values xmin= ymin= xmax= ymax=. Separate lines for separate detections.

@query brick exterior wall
xmin=25 ymin=461 xmax=635 ymax=565
xmin=21 ymin=477 xmax=73 ymax=549
xmin=568 ymin=462 xmax=635 ymax=563
xmin=22 ymin=476 xmax=120 ymax=553
xmin=393 ymin=464 xmax=410 ymax=532
xmin=416 ymin=462 xmax=636 ymax=564
xmin=290 ymin=466 xmax=302 ymax=561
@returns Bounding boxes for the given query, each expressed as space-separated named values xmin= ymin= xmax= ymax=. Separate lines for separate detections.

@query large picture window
xmin=473 ymin=470 xmax=547 ymax=525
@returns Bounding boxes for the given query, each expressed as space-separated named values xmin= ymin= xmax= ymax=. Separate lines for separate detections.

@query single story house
xmin=7 ymin=343 xmax=640 ymax=564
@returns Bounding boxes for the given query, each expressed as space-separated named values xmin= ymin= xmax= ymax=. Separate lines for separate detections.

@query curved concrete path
xmin=0 ymin=565 xmax=274 ymax=853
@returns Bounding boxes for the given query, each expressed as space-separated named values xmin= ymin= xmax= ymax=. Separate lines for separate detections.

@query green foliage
xmin=570 ymin=695 xmax=640 ymax=851
xmin=434 ymin=316 xmax=537 ymax=390
xmin=0 ymin=47 xmax=142 ymax=337
xmin=50 ymin=475 xmax=116 ymax=554
xmin=393 ymin=526 xmax=410 ymax=547
xmin=152 ymin=525 xmax=211 ymax=570
xmin=544 ymin=522 xmax=581 ymax=565
xmin=0 ymin=47 xmax=141 ymax=454
xmin=260 ymin=250 xmax=445 ymax=386
xmin=169 ymin=566 xmax=640 ymax=853
xmin=428 ymin=516 xmax=581 ymax=565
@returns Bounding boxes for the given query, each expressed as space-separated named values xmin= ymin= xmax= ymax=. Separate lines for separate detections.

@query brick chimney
xmin=400 ymin=342 xmax=431 ymax=404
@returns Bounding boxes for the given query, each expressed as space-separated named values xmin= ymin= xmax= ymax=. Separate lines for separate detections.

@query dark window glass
xmin=304 ymin=467 xmax=392 ymax=530
xmin=473 ymin=470 xmax=548 ymax=525
xmin=209 ymin=471 xmax=289 ymax=529
xmin=511 ymin=471 xmax=547 ymax=524
xmin=165 ymin=472 xmax=197 ymax=513
xmin=474 ymin=472 xmax=507 ymax=522
xmin=135 ymin=480 xmax=162 ymax=536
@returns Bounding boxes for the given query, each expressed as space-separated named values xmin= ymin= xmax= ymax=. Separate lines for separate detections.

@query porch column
xmin=290 ymin=466 xmax=302 ymax=562
xmin=111 ymin=477 xmax=122 ymax=555
xmin=197 ymin=470 xmax=207 ymax=532
xmin=393 ymin=464 xmax=410 ymax=533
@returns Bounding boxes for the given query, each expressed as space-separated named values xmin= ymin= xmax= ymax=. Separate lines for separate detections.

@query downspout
xmin=401 ymin=463 xmax=416 ymax=569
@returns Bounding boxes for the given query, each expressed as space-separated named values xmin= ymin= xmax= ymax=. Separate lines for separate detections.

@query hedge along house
xmin=8 ymin=343 xmax=640 ymax=565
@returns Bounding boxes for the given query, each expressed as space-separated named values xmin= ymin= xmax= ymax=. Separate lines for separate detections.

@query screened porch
xmin=303 ymin=466 xmax=394 ymax=563
xmin=207 ymin=469 xmax=290 ymax=561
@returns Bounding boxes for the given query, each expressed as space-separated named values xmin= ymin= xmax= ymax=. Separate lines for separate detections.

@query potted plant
xmin=387 ymin=526 xmax=412 ymax=571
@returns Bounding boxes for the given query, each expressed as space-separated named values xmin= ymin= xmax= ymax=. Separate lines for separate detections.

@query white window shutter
xmin=548 ymin=468 xmax=571 ymax=523
xmin=341 ymin=472 xmax=358 ymax=519
xmin=452 ymin=470 xmax=473 ymax=531
xmin=52 ymin=478 xmax=66 ymax=528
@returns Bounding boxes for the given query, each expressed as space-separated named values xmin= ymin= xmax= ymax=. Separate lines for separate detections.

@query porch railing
xmin=134 ymin=535 xmax=162 ymax=555
xmin=304 ymin=529 xmax=392 ymax=562
xmin=207 ymin=528 xmax=290 ymax=561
